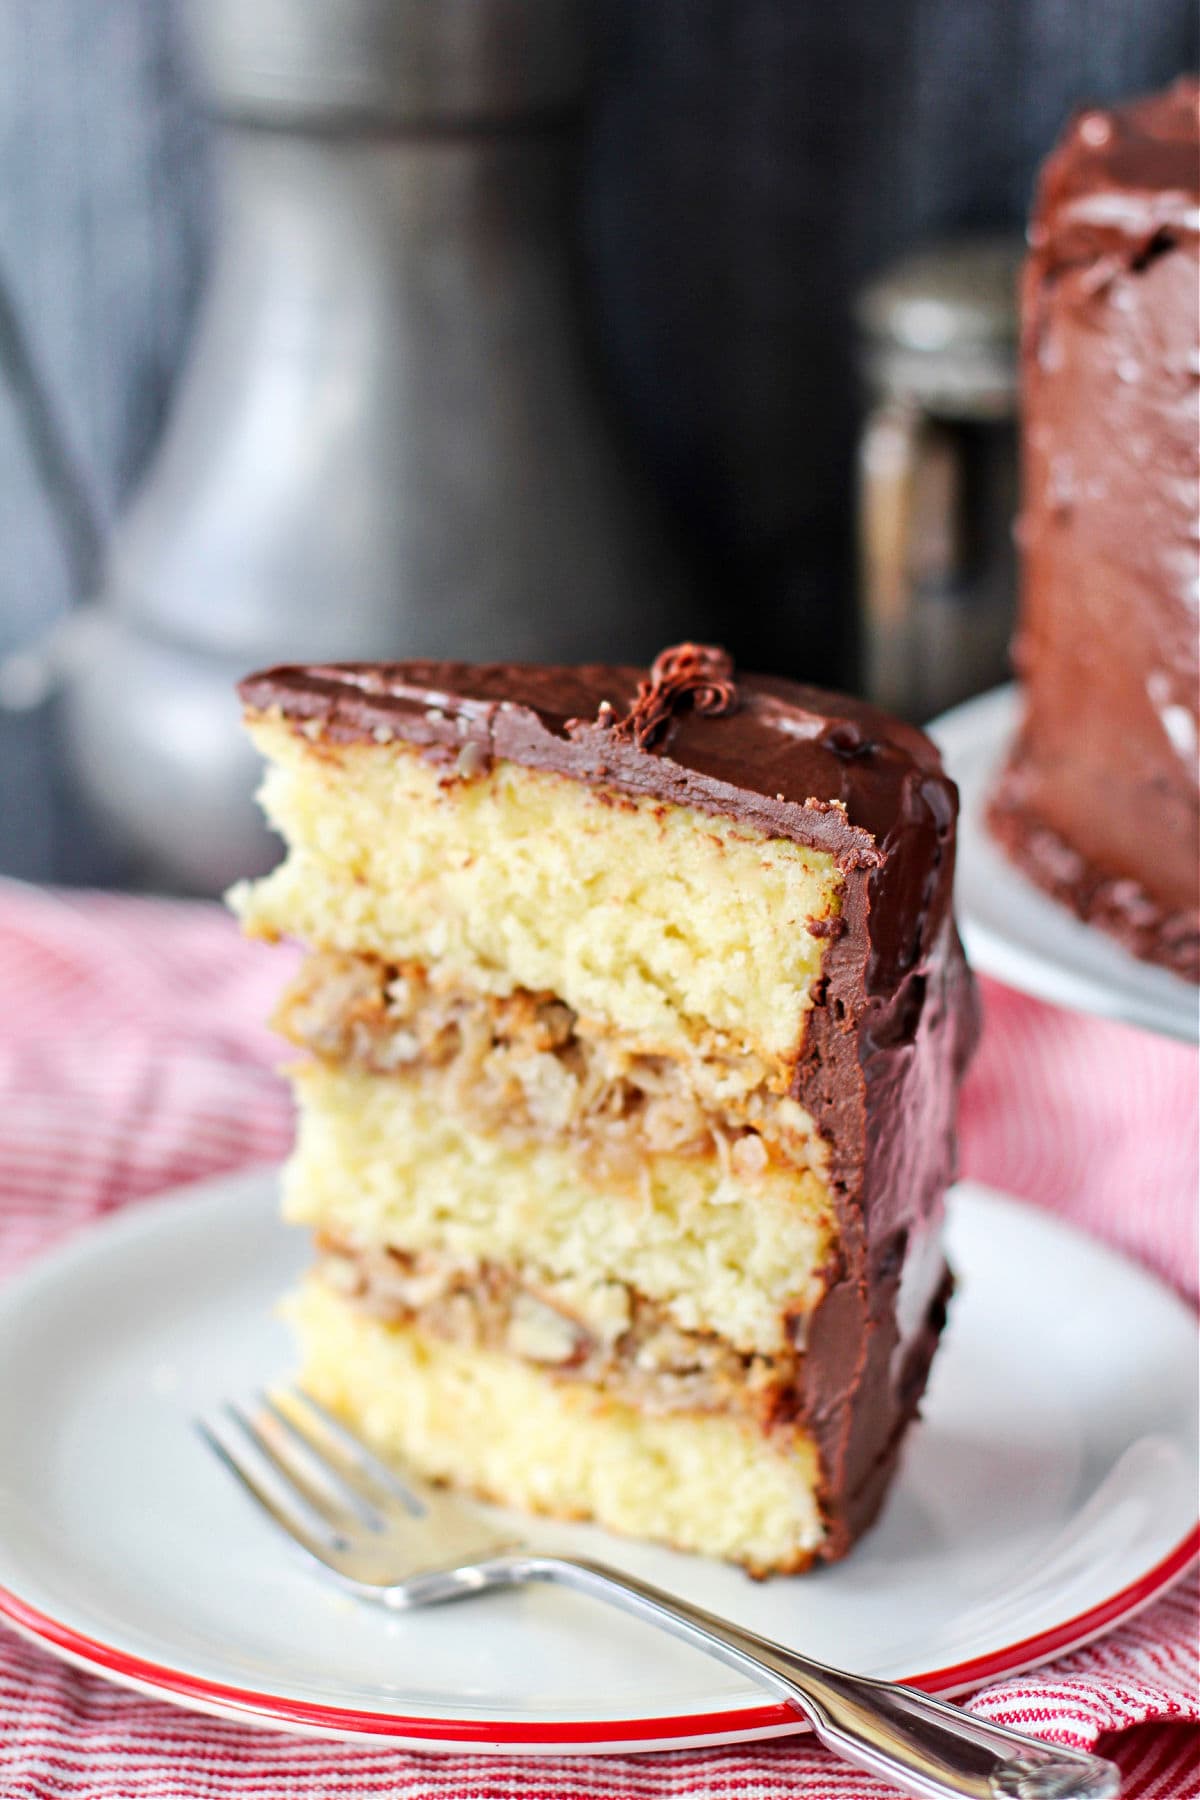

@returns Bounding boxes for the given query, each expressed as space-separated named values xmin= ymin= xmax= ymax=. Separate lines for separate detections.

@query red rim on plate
xmin=2 ymin=1527 xmax=1196 ymax=1748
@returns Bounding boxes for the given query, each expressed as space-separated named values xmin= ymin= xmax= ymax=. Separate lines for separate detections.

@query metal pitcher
xmin=28 ymin=0 xmax=688 ymax=891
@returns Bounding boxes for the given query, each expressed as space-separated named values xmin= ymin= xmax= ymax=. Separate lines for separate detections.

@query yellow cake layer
xmin=285 ymin=1062 xmax=837 ymax=1355
xmin=232 ymin=716 xmax=843 ymax=1068
xmin=292 ymin=1278 xmax=825 ymax=1573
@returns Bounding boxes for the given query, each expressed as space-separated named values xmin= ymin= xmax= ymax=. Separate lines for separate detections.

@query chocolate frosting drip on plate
xmin=242 ymin=648 xmax=978 ymax=1558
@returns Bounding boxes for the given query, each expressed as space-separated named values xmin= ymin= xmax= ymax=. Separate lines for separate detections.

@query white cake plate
xmin=928 ymin=685 xmax=1199 ymax=1044
xmin=0 ymin=1167 xmax=1195 ymax=1753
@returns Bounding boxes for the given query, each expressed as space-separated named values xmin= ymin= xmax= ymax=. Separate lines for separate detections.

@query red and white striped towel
xmin=0 ymin=881 xmax=1196 ymax=1799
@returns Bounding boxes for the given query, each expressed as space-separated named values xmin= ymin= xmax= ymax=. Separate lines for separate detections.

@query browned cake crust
xmin=241 ymin=647 xmax=978 ymax=1560
xmin=989 ymin=78 xmax=1200 ymax=982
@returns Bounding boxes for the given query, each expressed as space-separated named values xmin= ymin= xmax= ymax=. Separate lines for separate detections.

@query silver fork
xmin=198 ymin=1388 xmax=1120 ymax=1800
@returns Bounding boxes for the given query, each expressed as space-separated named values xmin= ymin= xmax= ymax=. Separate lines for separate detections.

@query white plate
xmin=929 ymin=685 xmax=1199 ymax=1044
xmin=0 ymin=1168 xmax=1195 ymax=1754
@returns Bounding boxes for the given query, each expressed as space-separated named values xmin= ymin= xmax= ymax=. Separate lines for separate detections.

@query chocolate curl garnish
xmin=609 ymin=644 xmax=738 ymax=750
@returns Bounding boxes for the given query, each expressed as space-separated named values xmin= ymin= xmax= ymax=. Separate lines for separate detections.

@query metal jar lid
xmin=856 ymin=236 xmax=1024 ymax=417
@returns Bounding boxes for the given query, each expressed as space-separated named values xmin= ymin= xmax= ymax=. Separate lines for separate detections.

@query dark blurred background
xmin=1 ymin=0 xmax=1195 ymax=890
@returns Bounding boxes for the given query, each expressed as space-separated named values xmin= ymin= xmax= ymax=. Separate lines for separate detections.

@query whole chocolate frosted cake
xmin=231 ymin=645 xmax=977 ymax=1572
xmin=989 ymin=77 xmax=1200 ymax=981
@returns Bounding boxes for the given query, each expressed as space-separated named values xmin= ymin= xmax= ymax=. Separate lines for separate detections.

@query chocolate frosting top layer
xmin=1033 ymin=76 xmax=1200 ymax=255
xmin=241 ymin=647 xmax=964 ymax=1003
xmin=241 ymin=647 xmax=953 ymax=872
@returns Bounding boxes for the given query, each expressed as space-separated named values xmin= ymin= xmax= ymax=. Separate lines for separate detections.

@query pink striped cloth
xmin=0 ymin=880 xmax=1196 ymax=1800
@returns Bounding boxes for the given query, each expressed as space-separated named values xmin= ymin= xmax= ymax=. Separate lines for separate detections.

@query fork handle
xmin=516 ymin=1555 xmax=1120 ymax=1800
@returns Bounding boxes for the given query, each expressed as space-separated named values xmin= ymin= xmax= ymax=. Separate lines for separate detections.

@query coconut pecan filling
xmin=316 ymin=1237 xmax=803 ymax=1430
xmin=278 ymin=951 xmax=829 ymax=1182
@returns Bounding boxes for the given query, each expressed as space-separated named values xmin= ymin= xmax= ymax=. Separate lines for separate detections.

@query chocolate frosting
xmin=991 ymin=77 xmax=1200 ymax=981
xmin=1032 ymin=76 xmax=1200 ymax=259
xmin=609 ymin=642 xmax=739 ymax=748
xmin=242 ymin=647 xmax=978 ymax=1556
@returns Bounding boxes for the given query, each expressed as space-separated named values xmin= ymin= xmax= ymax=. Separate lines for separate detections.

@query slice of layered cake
xmin=231 ymin=644 xmax=976 ymax=1573
xmin=989 ymin=77 xmax=1200 ymax=980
